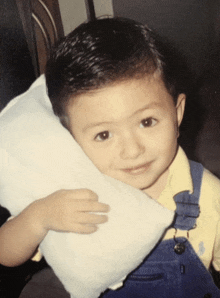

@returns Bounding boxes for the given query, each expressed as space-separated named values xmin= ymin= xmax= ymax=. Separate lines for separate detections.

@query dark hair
xmin=46 ymin=17 xmax=190 ymax=125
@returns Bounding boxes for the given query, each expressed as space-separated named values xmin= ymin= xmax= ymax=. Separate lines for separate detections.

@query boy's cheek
xmin=78 ymin=145 xmax=110 ymax=167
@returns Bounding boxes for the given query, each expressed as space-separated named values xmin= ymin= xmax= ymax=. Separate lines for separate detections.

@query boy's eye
xmin=95 ymin=131 xmax=112 ymax=141
xmin=140 ymin=117 xmax=157 ymax=128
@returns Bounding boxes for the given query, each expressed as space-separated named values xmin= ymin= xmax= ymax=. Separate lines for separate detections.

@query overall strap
xmin=173 ymin=160 xmax=204 ymax=230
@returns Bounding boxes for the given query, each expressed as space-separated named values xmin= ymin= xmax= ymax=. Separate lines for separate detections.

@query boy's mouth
xmin=122 ymin=162 xmax=151 ymax=175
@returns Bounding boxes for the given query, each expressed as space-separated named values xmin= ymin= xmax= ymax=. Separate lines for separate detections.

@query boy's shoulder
xmin=202 ymin=167 xmax=220 ymax=193
xmin=170 ymin=148 xmax=220 ymax=202
xmin=200 ymin=167 xmax=220 ymax=213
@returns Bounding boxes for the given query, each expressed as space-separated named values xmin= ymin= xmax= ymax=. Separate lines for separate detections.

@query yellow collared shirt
xmin=159 ymin=146 xmax=220 ymax=270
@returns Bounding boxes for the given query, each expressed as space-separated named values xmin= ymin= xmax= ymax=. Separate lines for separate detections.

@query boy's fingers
xmin=71 ymin=189 xmax=98 ymax=200
xmin=71 ymin=223 xmax=98 ymax=234
xmin=78 ymin=201 xmax=110 ymax=213
xmin=74 ymin=213 xmax=108 ymax=225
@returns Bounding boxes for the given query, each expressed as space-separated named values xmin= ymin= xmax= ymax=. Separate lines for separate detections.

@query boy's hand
xmin=33 ymin=189 xmax=109 ymax=235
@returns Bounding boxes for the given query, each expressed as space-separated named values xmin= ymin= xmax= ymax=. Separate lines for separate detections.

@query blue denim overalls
xmin=101 ymin=161 xmax=220 ymax=298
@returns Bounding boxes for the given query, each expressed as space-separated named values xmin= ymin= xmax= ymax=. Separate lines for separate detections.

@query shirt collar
xmin=158 ymin=146 xmax=193 ymax=210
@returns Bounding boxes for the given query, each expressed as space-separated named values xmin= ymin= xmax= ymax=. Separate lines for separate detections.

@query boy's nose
xmin=119 ymin=134 xmax=145 ymax=160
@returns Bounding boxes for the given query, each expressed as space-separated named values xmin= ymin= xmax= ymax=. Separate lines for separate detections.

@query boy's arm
xmin=0 ymin=189 xmax=109 ymax=267
xmin=0 ymin=203 xmax=48 ymax=267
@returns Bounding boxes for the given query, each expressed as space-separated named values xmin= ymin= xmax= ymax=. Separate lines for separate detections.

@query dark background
xmin=0 ymin=0 xmax=36 ymax=111
xmin=113 ymin=0 xmax=220 ymax=78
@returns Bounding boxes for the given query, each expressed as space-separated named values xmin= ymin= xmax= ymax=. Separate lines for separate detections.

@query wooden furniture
xmin=16 ymin=0 xmax=64 ymax=76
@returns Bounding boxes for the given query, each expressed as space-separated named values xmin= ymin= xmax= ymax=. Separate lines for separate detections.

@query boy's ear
xmin=176 ymin=93 xmax=186 ymax=127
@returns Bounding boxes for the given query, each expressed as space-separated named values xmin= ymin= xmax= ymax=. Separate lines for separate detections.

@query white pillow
xmin=0 ymin=76 xmax=174 ymax=298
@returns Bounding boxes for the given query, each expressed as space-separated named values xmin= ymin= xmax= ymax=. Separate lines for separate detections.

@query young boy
xmin=1 ymin=17 xmax=220 ymax=297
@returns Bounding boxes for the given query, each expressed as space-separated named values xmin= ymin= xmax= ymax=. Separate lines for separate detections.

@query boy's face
xmin=66 ymin=74 xmax=185 ymax=197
